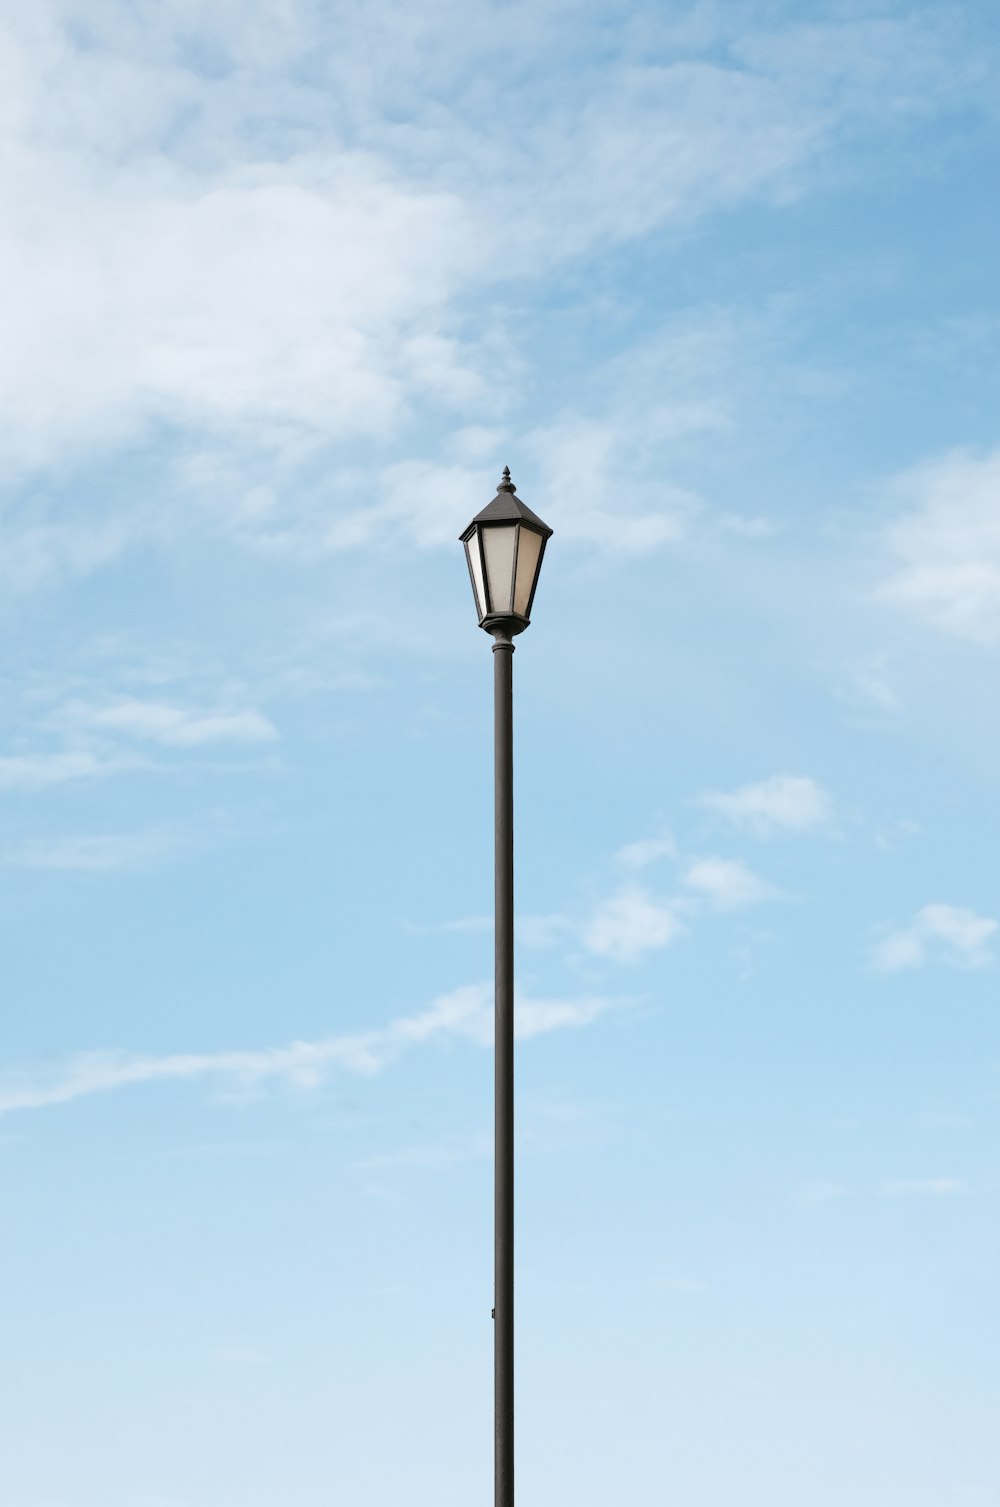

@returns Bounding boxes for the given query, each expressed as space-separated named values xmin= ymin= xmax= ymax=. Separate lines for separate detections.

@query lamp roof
xmin=462 ymin=467 xmax=553 ymax=539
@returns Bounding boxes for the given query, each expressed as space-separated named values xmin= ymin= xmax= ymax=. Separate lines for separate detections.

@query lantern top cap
xmin=460 ymin=467 xmax=553 ymax=540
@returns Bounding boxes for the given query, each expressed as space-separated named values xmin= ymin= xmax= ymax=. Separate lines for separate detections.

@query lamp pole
xmin=460 ymin=469 xmax=552 ymax=1507
xmin=493 ymin=621 xmax=515 ymax=1507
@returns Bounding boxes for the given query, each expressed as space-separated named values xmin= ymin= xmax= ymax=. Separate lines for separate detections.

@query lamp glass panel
xmin=512 ymin=526 xmax=543 ymax=617
xmin=482 ymin=524 xmax=517 ymax=615
xmin=465 ymin=533 xmax=487 ymax=620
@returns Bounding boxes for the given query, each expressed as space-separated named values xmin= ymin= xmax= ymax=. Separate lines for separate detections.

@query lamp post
xmin=460 ymin=468 xmax=552 ymax=1507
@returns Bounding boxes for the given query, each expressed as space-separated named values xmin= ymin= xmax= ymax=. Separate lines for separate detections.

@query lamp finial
xmin=498 ymin=466 xmax=514 ymax=492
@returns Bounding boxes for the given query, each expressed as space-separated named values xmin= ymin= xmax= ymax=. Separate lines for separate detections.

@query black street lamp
xmin=460 ymin=468 xmax=552 ymax=1507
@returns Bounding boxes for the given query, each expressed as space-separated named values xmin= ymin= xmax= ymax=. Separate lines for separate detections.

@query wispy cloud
xmin=525 ymin=417 xmax=699 ymax=553
xmin=614 ymin=833 xmax=678 ymax=870
xmin=0 ymin=94 xmax=478 ymax=480
xmin=403 ymin=915 xmax=492 ymax=937
xmin=881 ymin=1178 xmax=968 ymax=1198
xmin=0 ymin=695 xmax=277 ymax=797
xmin=0 ymin=4 xmax=983 ymax=579
xmin=0 ymin=750 xmax=144 ymax=792
xmin=516 ymin=995 xmax=612 ymax=1037
xmin=798 ymin=1180 xmax=851 ymax=1208
xmin=849 ymin=656 xmax=903 ymax=715
xmin=698 ymin=775 xmax=833 ymax=837
xmin=877 ymin=448 xmax=1000 ymax=643
xmin=324 ymin=460 xmax=496 ymax=554
xmin=0 ymin=984 xmax=616 ymax=1118
xmin=517 ymin=914 xmax=574 ymax=949
xmin=682 ymin=856 xmax=777 ymax=910
xmin=585 ymin=818 xmax=784 ymax=962
xmin=63 ymin=698 xmax=278 ymax=748
xmin=0 ymin=829 xmax=185 ymax=872
xmin=583 ymin=886 xmax=686 ymax=964
xmin=871 ymin=904 xmax=997 ymax=972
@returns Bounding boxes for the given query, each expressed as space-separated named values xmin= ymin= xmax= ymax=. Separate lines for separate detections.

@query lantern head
xmin=460 ymin=468 xmax=553 ymax=637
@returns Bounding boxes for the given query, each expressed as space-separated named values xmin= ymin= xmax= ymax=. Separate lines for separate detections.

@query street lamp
xmin=460 ymin=467 xmax=552 ymax=1507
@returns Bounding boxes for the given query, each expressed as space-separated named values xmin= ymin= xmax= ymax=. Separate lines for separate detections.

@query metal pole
xmin=493 ymin=630 xmax=515 ymax=1507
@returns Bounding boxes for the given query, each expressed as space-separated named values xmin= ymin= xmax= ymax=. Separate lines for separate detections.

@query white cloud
xmin=584 ymin=885 xmax=685 ymax=964
xmin=403 ymin=915 xmax=492 ymax=937
xmin=317 ymin=460 xmax=489 ymax=555
xmin=0 ymin=698 xmax=277 ymax=798
xmin=882 ymin=1178 xmax=967 ymax=1198
xmin=798 ymin=1180 xmax=850 ymax=1208
xmin=525 ymin=417 xmax=700 ymax=553
xmin=699 ymin=774 xmax=833 ymax=836
xmin=0 ymin=830 xmax=182 ymax=871
xmin=683 ymin=856 xmax=777 ymax=910
xmin=0 ymin=20 xmax=480 ymax=476
xmin=872 ymin=903 xmax=997 ymax=972
xmin=515 ymin=995 xmax=612 ymax=1038
xmin=877 ymin=449 xmax=1000 ymax=643
xmin=614 ymin=833 xmax=678 ymax=870
xmin=0 ymin=983 xmax=615 ymax=1117
xmin=718 ymin=514 xmax=777 ymax=539
xmin=872 ymin=927 xmax=926 ymax=972
xmin=517 ymin=914 xmax=573 ymax=949
xmin=0 ymin=2 xmax=980 ymax=582
xmin=850 ymin=657 xmax=903 ymax=714
xmin=0 ymin=750 xmax=143 ymax=792
xmin=66 ymin=697 xmax=278 ymax=747
xmin=0 ymin=512 xmax=135 ymax=592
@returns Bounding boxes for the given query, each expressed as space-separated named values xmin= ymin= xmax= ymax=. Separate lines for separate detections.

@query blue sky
xmin=2 ymin=1 xmax=1000 ymax=1503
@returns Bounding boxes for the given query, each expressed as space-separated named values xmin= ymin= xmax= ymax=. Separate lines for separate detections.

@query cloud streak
xmin=0 ymin=750 xmax=145 ymax=792
xmin=882 ymin=1178 xmax=967 ymax=1198
xmin=0 ymin=830 xmax=184 ymax=872
xmin=0 ymin=984 xmax=615 ymax=1118
xmin=65 ymin=697 xmax=279 ymax=748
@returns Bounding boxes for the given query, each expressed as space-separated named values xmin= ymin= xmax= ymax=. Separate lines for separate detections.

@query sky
xmin=2 ymin=1 xmax=1000 ymax=1503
